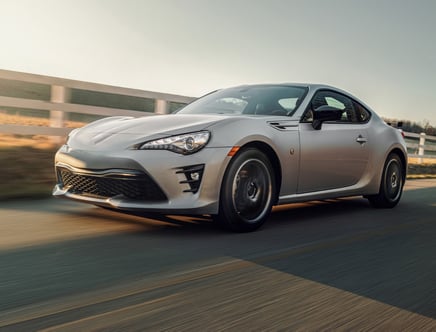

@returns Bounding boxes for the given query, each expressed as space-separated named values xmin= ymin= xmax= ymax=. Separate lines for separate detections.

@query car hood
xmin=67 ymin=114 xmax=238 ymax=150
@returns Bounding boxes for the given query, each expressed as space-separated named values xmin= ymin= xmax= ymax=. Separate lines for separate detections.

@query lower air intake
xmin=57 ymin=167 xmax=167 ymax=201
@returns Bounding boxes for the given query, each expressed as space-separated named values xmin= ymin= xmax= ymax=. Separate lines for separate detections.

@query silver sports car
xmin=53 ymin=84 xmax=407 ymax=231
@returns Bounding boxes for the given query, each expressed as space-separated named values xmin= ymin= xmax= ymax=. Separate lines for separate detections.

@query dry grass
xmin=0 ymin=113 xmax=85 ymax=127
xmin=0 ymin=134 xmax=59 ymax=150
xmin=408 ymin=157 xmax=436 ymax=165
xmin=0 ymin=113 xmax=86 ymax=149
xmin=0 ymin=114 xmax=85 ymax=199
xmin=0 ymin=148 xmax=56 ymax=199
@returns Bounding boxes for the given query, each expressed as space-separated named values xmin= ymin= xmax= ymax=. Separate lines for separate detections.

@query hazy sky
xmin=1 ymin=0 xmax=435 ymax=125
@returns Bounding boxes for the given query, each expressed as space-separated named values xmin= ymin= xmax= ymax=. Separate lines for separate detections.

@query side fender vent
xmin=268 ymin=121 xmax=298 ymax=131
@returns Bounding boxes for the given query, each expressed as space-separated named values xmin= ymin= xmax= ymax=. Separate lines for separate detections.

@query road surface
xmin=0 ymin=179 xmax=435 ymax=330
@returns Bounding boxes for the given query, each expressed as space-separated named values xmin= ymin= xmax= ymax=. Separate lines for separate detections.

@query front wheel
xmin=214 ymin=148 xmax=276 ymax=232
xmin=367 ymin=153 xmax=404 ymax=208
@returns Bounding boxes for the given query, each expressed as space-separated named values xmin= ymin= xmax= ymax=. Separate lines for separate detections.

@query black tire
xmin=367 ymin=153 xmax=404 ymax=208
xmin=214 ymin=148 xmax=276 ymax=232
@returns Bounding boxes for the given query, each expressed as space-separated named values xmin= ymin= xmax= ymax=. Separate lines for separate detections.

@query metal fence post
xmin=155 ymin=99 xmax=168 ymax=114
xmin=418 ymin=132 xmax=426 ymax=164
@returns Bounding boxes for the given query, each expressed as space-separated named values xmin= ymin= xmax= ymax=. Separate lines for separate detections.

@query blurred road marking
xmin=40 ymin=293 xmax=183 ymax=332
xmin=0 ymin=257 xmax=253 ymax=328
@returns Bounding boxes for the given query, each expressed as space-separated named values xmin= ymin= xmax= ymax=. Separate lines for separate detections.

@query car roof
xmin=229 ymin=83 xmax=340 ymax=90
xmin=225 ymin=83 xmax=376 ymax=115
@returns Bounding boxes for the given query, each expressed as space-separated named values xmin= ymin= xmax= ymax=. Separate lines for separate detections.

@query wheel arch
xmin=237 ymin=141 xmax=282 ymax=204
xmin=388 ymin=147 xmax=407 ymax=181
xmin=366 ymin=147 xmax=407 ymax=208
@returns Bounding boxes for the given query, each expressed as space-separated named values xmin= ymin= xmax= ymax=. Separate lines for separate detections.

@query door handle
xmin=356 ymin=135 xmax=367 ymax=144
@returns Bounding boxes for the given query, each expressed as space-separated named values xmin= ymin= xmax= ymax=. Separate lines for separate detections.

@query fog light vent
xmin=175 ymin=164 xmax=205 ymax=193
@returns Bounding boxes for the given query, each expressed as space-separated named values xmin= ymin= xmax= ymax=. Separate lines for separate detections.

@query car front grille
xmin=56 ymin=166 xmax=167 ymax=201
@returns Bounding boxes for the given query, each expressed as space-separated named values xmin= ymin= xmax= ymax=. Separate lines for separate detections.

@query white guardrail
xmin=0 ymin=69 xmax=435 ymax=161
xmin=0 ymin=69 xmax=195 ymax=137
xmin=403 ymin=131 xmax=436 ymax=161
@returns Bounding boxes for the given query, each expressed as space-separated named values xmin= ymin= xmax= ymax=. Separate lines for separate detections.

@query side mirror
xmin=312 ymin=106 xmax=343 ymax=130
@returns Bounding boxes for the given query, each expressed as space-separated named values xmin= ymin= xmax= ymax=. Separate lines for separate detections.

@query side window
xmin=354 ymin=102 xmax=372 ymax=123
xmin=302 ymin=90 xmax=370 ymax=124
xmin=325 ymin=97 xmax=345 ymax=110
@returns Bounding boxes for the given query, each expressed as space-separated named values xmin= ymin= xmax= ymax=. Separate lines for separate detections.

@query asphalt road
xmin=0 ymin=179 xmax=435 ymax=331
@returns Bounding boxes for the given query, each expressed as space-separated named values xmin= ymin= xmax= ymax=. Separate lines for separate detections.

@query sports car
xmin=53 ymin=84 xmax=407 ymax=232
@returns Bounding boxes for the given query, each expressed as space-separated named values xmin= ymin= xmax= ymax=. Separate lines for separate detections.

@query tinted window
xmin=354 ymin=101 xmax=371 ymax=123
xmin=178 ymin=86 xmax=308 ymax=116
xmin=303 ymin=90 xmax=370 ymax=123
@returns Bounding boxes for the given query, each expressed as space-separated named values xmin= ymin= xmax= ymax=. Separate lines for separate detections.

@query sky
xmin=0 ymin=0 xmax=435 ymax=125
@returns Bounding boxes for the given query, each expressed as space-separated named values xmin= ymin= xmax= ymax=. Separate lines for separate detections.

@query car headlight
xmin=138 ymin=131 xmax=210 ymax=155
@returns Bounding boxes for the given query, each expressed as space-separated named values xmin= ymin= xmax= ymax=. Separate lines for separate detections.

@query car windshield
xmin=177 ymin=85 xmax=308 ymax=116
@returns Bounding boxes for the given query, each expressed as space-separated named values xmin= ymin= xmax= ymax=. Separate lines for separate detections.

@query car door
xmin=297 ymin=90 xmax=371 ymax=194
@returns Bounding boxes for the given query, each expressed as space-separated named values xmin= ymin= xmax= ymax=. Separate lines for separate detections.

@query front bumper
xmin=53 ymin=145 xmax=231 ymax=214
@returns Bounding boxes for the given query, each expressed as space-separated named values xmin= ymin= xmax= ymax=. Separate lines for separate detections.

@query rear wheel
xmin=367 ymin=153 xmax=404 ymax=208
xmin=214 ymin=148 xmax=276 ymax=232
